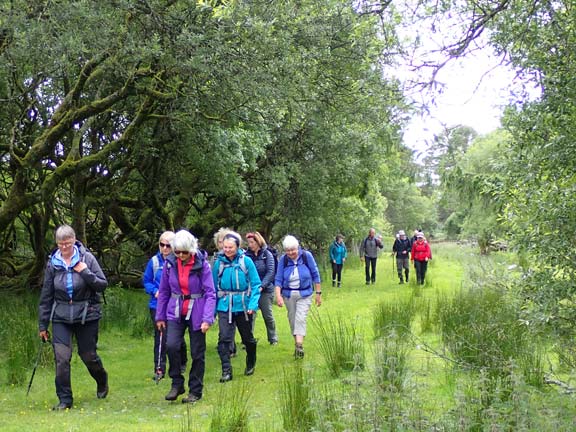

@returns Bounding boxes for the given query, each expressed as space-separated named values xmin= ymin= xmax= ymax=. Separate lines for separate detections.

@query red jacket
xmin=411 ymin=240 xmax=432 ymax=262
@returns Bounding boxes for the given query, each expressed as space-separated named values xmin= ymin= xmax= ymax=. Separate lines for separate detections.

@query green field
xmin=1 ymin=243 xmax=574 ymax=431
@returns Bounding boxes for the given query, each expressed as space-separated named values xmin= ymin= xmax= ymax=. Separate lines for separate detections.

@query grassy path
xmin=1 ymin=244 xmax=465 ymax=431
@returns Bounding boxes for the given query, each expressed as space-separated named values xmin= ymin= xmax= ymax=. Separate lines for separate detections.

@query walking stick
xmin=154 ymin=330 xmax=164 ymax=384
xmin=26 ymin=335 xmax=49 ymax=397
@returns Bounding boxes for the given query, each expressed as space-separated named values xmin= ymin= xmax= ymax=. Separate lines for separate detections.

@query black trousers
xmin=217 ymin=311 xmax=257 ymax=373
xmin=364 ymin=257 xmax=377 ymax=283
xmin=52 ymin=320 xmax=107 ymax=405
xmin=331 ymin=262 xmax=343 ymax=283
xmin=165 ymin=320 xmax=205 ymax=397
xmin=414 ymin=260 xmax=428 ymax=284
xmin=150 ymin=308 xmax=187 ymax=373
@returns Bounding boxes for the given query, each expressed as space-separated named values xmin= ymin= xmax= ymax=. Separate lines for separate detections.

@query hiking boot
xmin=219 ymin=370 xmax=233 ymax=383
xmin=365 ymin=281 xmax=370 ymax=285
xmin=399 ymin=279 xmax=404 ymax=284
xmin=332 ymin=280 xmax=336 ymax=287
xmin=337 ymin=282 xmax=341 ymax=288
xmin=181 ymin=393 xmax=201 ymax=404
xmin=97 ymin=371 xmax=109 ymax=399
xmin=244 ymin=366 xmax=255 ymax=376
xmin=165 ymin=386 xmax=185 ymax=401
xmin=294 ymin=344 xmax=304 ymax=359
xmin=181 ymin=364 xmax=187 ymax=375
xmin=52 ymin=402 xmax=72 ymax=411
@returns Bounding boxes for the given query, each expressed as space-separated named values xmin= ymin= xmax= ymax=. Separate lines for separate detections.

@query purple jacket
xmin=155 ymin=251 xmax=216 ymax=331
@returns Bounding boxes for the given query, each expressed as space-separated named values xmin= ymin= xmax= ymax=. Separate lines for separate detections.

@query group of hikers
xmin=37 ymin=224 xmax=431 ymax=410
xmin=359 ymin=228 xmax=433 ymax=287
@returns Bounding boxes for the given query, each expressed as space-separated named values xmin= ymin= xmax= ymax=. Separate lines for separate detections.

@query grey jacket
xmin=38 ymin=241 xmax=107 ymax=331
xmin=360 ymin=236 xmax=383 ymax=259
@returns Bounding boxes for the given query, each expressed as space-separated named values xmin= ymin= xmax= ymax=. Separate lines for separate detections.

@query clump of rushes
xmin=373 ymin=297 xmax=416 ymax=339
xmin=313 ymin=311 xmax=365 ymax=377
xmin=209 ymin=382 xmax=251 ymax=432
xmin=279 ymin=364 xmax=316 ymax=432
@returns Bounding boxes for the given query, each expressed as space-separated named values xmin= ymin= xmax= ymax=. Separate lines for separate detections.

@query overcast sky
xmin=401 ymin=48 xmax=521 ymax=157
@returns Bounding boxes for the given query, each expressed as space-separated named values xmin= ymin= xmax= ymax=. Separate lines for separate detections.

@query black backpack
xmin=267 ymin=246 xmax=279 ymax=275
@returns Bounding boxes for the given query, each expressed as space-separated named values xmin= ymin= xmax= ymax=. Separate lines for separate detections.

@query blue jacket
xmin=143 ymin=252 xmax=165 ymax=309
xmin=274 ymin=249 xmax=321 ymax=298
xmin=245 ymin=246 xmax=275 ymax=292
xmin=329 ymin=241 xmax=347 ymax=265
xmin=212 ymin=249 xmax=261 ymax=314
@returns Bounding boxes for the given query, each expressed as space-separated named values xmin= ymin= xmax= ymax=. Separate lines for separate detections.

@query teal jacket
xmin=329 ymin=241 xmax=347 ymax=265
xmin=212 ymin=249 xmax=261 ymax=314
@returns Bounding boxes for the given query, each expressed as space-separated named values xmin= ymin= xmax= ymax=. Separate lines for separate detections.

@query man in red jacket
xmin=411 ymin=232 xmax=432 ymax=285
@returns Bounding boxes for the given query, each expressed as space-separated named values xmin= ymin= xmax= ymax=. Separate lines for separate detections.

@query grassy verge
xmin=1 ymin=243 xmax=574 ymax=431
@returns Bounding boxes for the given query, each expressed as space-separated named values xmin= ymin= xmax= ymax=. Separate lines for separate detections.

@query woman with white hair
xmin=274 ymin=235 xmax=322 ymax=359
xmin=156 ymin=230 xmax=216 ymax=404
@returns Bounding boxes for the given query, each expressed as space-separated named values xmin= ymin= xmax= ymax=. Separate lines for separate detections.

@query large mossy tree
xmin=0 ymin=0 xmax=416 ymax=289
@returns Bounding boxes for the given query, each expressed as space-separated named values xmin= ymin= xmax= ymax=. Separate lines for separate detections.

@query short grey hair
xmin=55 ymin=225 xmax=76 ymax=242
xmin=282 ymin=235 xmax=299 ymax=250
xmin=171 ymin=230 xmax=198 ymax=254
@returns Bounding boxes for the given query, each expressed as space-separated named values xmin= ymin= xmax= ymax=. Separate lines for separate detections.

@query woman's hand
xmin=156 ymin=321 xmax=166 ymax=332
xmin=200 ymin=322 xmax=210 ymax=333
xmin=74 ymin=261 xmax=87 ymax=272
xmin=39 ymin=330 xmax=50 ymax=342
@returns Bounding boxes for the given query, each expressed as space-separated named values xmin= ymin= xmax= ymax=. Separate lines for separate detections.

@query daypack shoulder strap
xmin=152 ymin=255 xmax=160 ymax=275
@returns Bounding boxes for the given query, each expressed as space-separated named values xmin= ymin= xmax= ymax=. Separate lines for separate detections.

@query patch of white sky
xmin=385 ymin=2 xmax=540 ymax=159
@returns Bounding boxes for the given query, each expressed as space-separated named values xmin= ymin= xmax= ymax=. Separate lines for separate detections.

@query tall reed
xmin=373 ymin=297 xmax=416 ymax=339
xmin=279 ymin=364 xmax=316 ymax=431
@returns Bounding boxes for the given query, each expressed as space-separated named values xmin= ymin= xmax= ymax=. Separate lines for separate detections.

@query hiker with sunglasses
xmin=143 ymin=231 xmax=187 ymax=381
xmin=155 ymin=230 xmax=216 ymax=404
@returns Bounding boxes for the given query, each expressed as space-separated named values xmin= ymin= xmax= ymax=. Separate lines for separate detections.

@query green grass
xmin=1 ymin=243 xmax=575 ymax=431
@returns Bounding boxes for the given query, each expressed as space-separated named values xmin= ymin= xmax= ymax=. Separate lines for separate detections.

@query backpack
xmin=151 ymin=255 xmax=161 ymax=276
xmin=283 ymin=249 xmax=309 ymax=268
xmin=267 ymin=246 xmax=279 ymax=275
xmin=216 ymin=255 xmax=250 ymax=292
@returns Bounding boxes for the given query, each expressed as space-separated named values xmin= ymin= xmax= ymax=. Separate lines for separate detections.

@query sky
xmin=402 ymin=48 xmax=521 ymax=157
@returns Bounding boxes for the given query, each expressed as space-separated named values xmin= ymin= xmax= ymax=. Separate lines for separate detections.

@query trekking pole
xmin=26 ymin=335 xmax=49 ymax=397
xmin=154 ymin=330 xmax=164 ymax=384
xmin=392 ymin=254 xmax=395 ymax=278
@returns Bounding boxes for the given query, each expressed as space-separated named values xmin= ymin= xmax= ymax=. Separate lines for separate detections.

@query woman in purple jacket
xmin=155 ymin=230 xmax=216 ymax=404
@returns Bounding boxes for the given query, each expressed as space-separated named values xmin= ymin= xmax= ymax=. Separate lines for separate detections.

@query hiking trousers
xmin=414 ymin=260 xmax=428 ymax=284
xmin=52 ymin=320 xmax=107 ymax=405
xmin=150 ymin=308 xmax=187 ymax=374
xmin=364 ymin=257 xmax=377 ymax=283
xmin=166 ymin=320 xmax=206 ymax=397
xmin=252 ymin=290 xmax=278 ymax=344
xmin=283 ymin=291 xmax=313 ymax=337
xmin=331 ymin=262 xmax=343 ymax=284
xmin=217 ymin=311 xmax=257 ymax=373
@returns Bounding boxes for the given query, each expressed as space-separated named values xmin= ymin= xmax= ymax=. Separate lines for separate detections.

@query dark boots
xmin=398 ymin=274 xmax=404 ymax=284
xmin=405 ymin=270 xmax=409 ymax=282
xmin=165 ymin=385 xmax=185 ymax=400
xmin=220 ymin=369 xmax=233 ymax=383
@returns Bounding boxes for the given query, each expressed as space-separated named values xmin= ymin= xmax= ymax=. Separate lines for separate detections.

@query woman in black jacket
xmin=38 ymin=225 xmax=108 ymax=410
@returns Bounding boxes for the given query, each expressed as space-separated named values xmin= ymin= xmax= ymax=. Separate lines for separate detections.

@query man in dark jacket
xmin=392 ymin=230 xmax=411 ymax=284
xmin=38 ymin=225 xmax=108 ymax=410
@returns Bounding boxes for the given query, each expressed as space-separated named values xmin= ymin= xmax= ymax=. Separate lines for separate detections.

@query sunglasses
xmin=159 ymin=242 xmax=171 ymax=248
xmin=174 ymin=250 xmax=190 ymax=256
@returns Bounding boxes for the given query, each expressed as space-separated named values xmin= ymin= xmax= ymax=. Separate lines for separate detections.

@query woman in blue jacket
xmin=274 ymin=235 xmax=322 ymax=359
xmin=213 ymin=232 xmax=261 ymax=382
xmin=329 ymin=234 xmax=347 ymax=287
xmin=142 ymin=231 xmax=187 ymax=380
